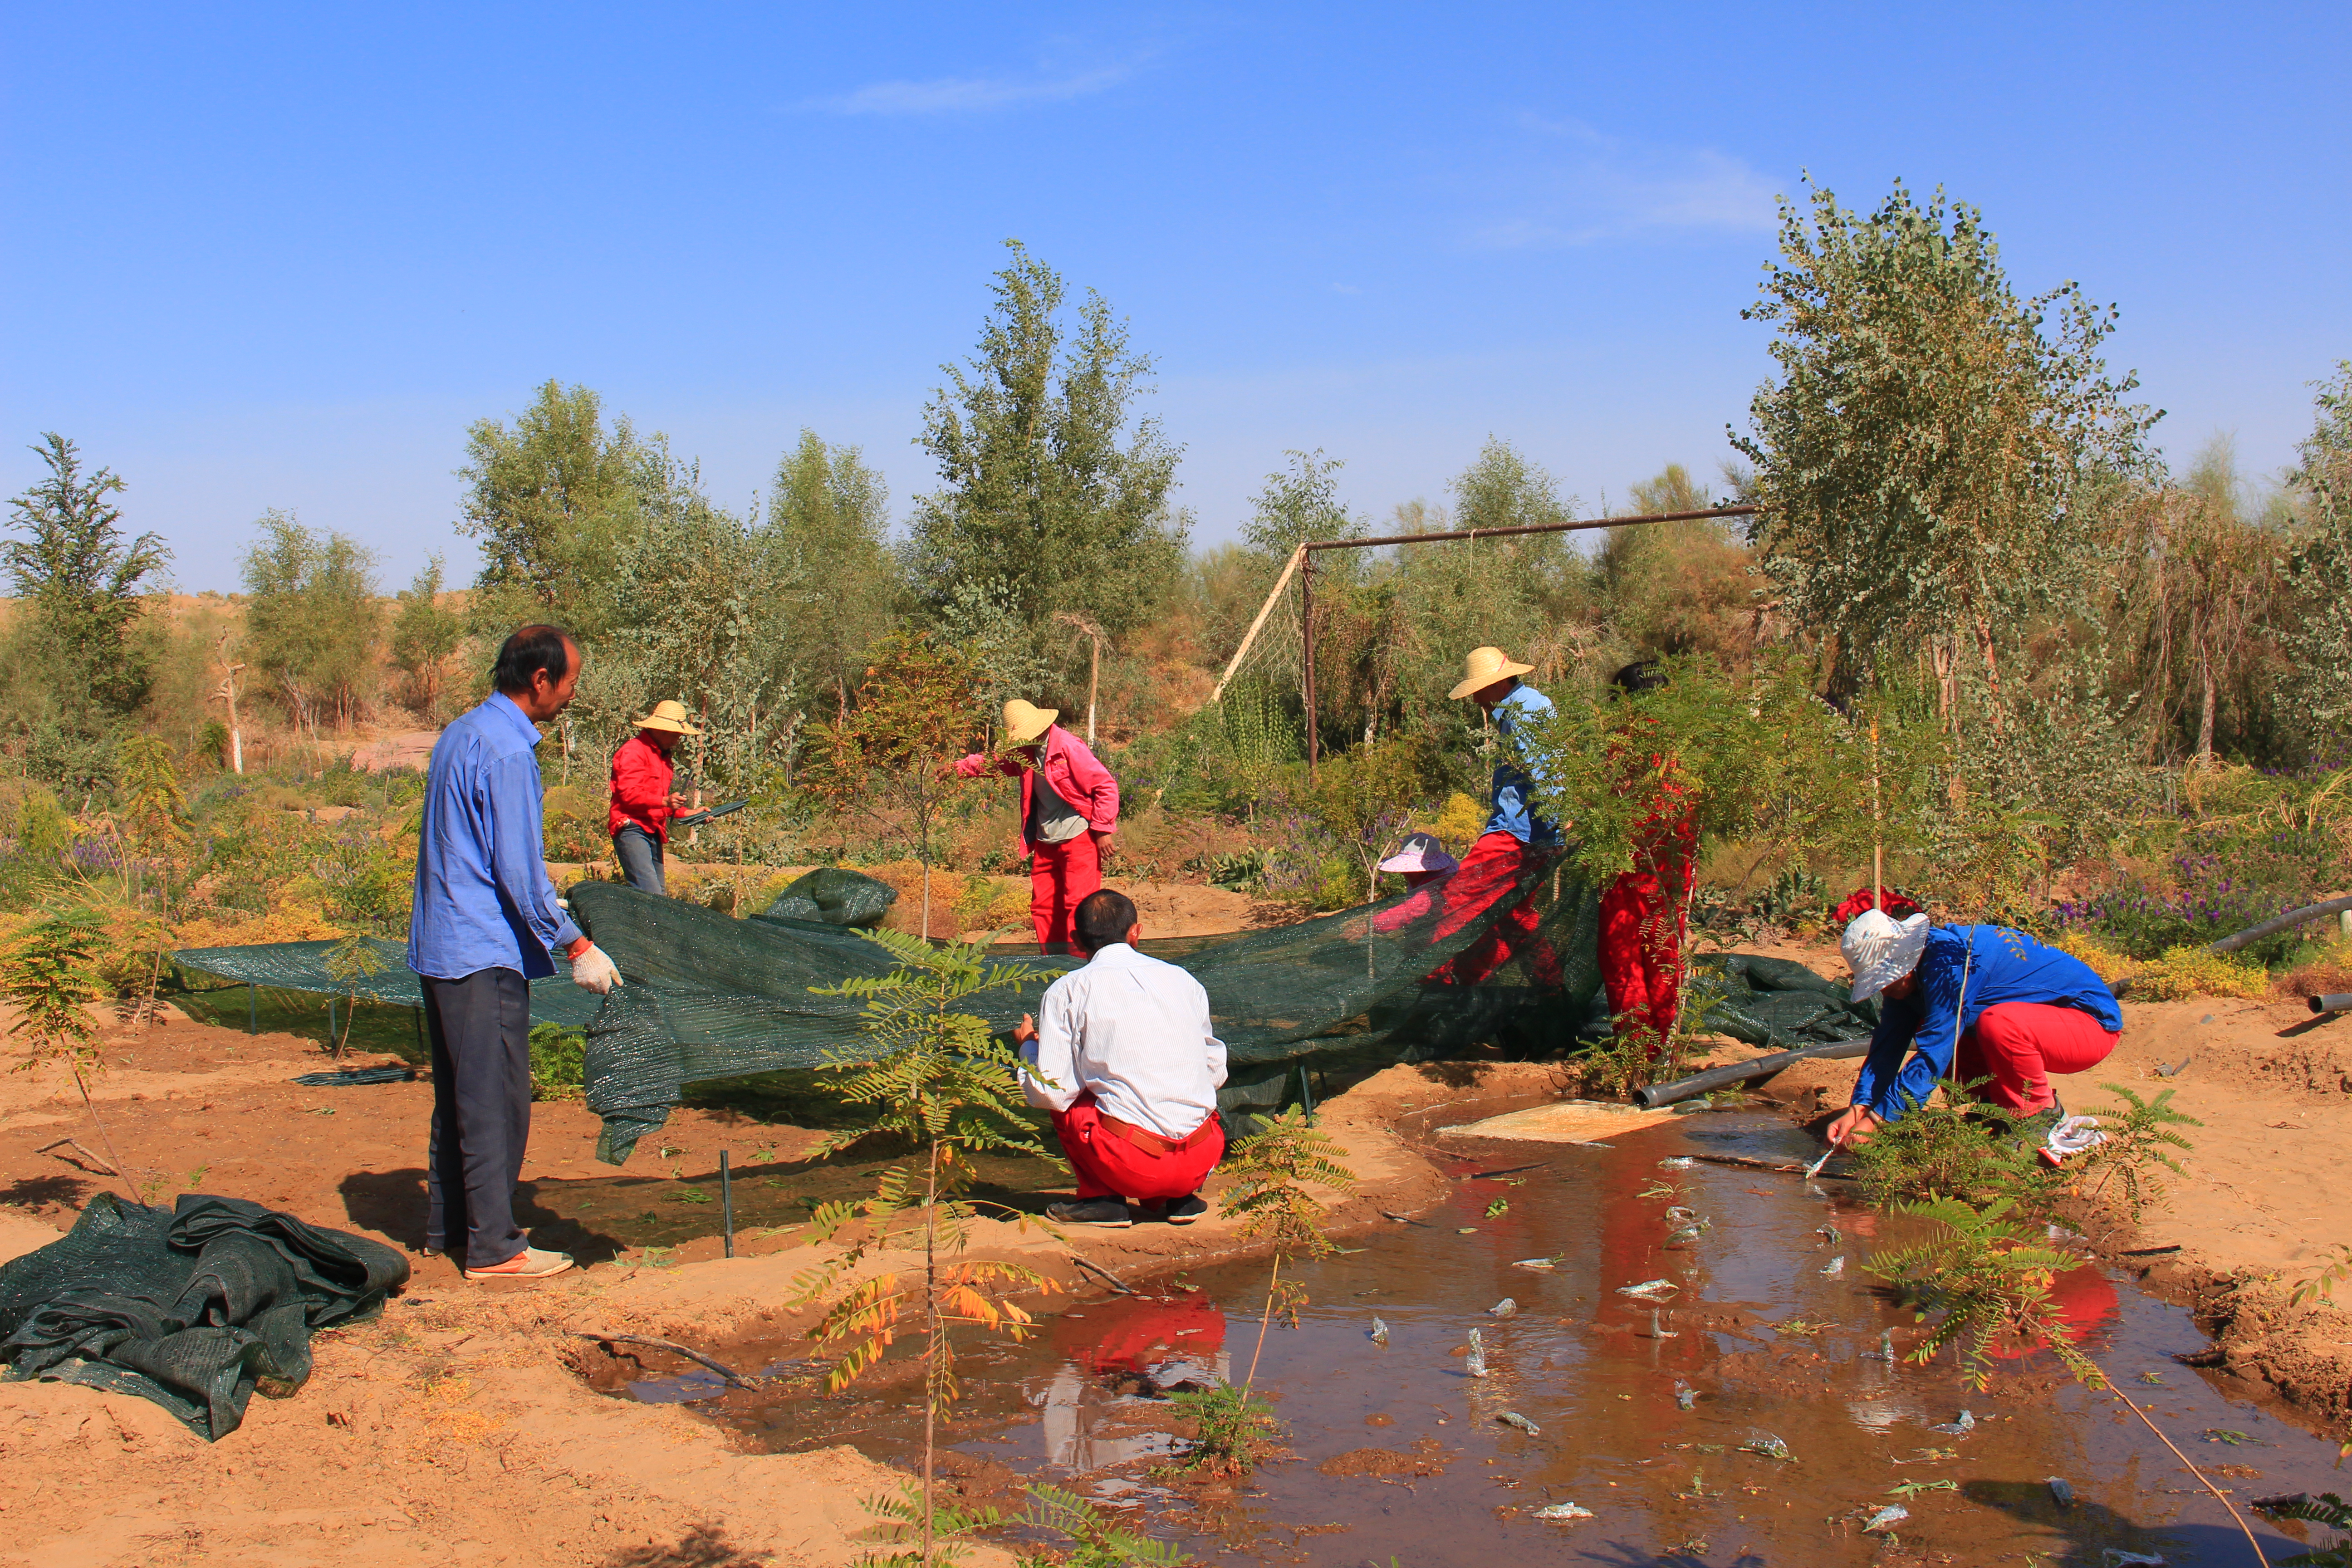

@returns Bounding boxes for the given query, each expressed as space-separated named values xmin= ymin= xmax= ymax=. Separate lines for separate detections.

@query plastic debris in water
xmin=1489 ymin=1298 xmax=1517 ymax=1318
xmin=1932 ymin=1409 xmax=1976 ymax=1434
xmin=1861 ymin=1504 xmax=1909 ymax=1533
xmin=1821 ymin=1255 xmax=1846 ymax=1278
xmin=1617 ymin=1279 xmax=1679 ymax=1300
xmin=1466 ymin=1327 xmax=1488 ymax=1377
xmin=1512 ymin=1254 xmax=1563 ymax=1271
xmin=2048 ymin=1475 xmax=2074 ymax=1509
xmin=1818 ymin=1224 xmax=1841 ymax=1246
xmin=1369 ymin=1317 xmax=1389 ymax=1346
xmin=1667 ymin=1225 xmax=1705 ymax=1246
xmin=1497 ymin=1410 xmax=1540 ymax=1435
xmin=1456 ymin=1226 xmax=1480 ymax=1235
xmin=1666 ymin=1205 xmax=1698 ymax=1224
xmin=1658 ymin=1157 xmax=1695 ymax=1169
xmin=1741 ymin=1433 xmax=1793 ymax=1461
xmin=1675 ymin=1381 xmax=1697 ymax=1410
xmin=1863 ymin=1328 xmax=1896 ymax=1362
xmin=2106 ymin=1554 xmax=2167 ymax=1566
xmin=1530 ymin=1501 xmax=1592 ymax=1520
xmin=1649 ymin=1308 xmax=1678 ymax=1339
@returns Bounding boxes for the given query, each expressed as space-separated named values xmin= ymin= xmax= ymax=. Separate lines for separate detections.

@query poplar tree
xmin=906 ymin=242 xmax=1186 ymax=660
xmin=1732 ymin=181 xmax=2156 ymax=719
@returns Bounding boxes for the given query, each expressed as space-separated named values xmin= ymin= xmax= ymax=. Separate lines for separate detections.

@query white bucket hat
xmin=1841 ymin=908 xmax=1931 ymax=1003
xmin=1377 ymin=832 xmax=1460 ymax=875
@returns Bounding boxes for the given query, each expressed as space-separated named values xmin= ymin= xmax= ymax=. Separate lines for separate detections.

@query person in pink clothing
xmin=954 ymin=699 xmax=1121 ymax=950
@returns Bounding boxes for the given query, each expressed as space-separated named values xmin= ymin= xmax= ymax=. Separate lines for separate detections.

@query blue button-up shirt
xmin=407 ymin=692 xmax=584 ymax=981
xmin=1852 ymin=924 xmax=2122 ymax=1122
xmin=1485 ymin=684 xmax=1562 ymax=848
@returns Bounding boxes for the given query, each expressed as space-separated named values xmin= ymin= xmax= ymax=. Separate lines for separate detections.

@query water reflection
xmin=1035 ymin=1293 xmax=1230 ymax=1471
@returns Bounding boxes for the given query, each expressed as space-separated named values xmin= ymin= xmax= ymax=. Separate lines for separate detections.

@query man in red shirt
xmin=954 ymin=699 xmax=1120 ymax=950
xmin=608 ymin=700 xmax=699 ymax=894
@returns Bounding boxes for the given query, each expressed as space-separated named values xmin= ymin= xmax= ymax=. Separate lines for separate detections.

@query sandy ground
xmin=3 ymin=951 xmax=2348 ymax=1565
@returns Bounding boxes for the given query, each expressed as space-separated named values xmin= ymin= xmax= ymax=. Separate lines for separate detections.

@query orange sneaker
xmin=463 ymin=1246 xmax=574 ymax=1280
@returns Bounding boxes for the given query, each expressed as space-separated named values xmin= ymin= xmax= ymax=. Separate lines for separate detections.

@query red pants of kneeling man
xmin=1954 ymin=1002 xmax=2120 ymax=1116
xmin=1053 ymin=1098 xmax=1225 ymax=1205
xmin=1031 ymin=834 xmax=1102 ymax=949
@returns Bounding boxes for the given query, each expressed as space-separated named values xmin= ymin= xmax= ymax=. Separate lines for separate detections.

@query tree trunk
xmin=2196 ymin=641 xmax=2217 ymax=767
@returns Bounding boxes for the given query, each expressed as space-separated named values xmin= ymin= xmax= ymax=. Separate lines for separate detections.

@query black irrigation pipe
xmin=1633 ymin=1039 xmax=1872 ymax=1110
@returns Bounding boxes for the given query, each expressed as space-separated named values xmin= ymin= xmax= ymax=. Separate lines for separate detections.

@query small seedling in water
xmin=1677 ymin=1472 xmax=1717 ymax=1499
xmin=1863 ymin=1329 xmax=1896 ymax=1362
xmin=2137 ymin=1371 xmax=2166 ymax=1386
xmin=1889 ymin=1478 xmax=1958 ymax=1499
xmin=675 ymin=1186 xmax=712 ymax=1204
xmin=2201 ymin=1428 xmax=2255 ymax=1446
xmin=1637 ymin=1181 xmax=1677 ymax=1200
xmin=1741 ymin=1434 xmax=1793 ymax=1462
xmin=1484 ymin=1197 xmax=1509 ymax=1218
xmin=1893 ymin=1447 xmax=1960 ymax=1465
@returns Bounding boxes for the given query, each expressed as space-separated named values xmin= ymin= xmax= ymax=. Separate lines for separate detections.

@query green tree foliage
xmin=907 ymin=241 xmax=1187 ymax=671
xmin=1 ymin=435 xmax=170 ymax=788
xmin=1734 ymin=181 xmax=2156 ymax=717
xmin=1599 ymin=463 xmax=1758 ymax=662
xmin=456 ymin=380 xmax=647 ymax=639
xmin=2284 ymin=361 xmax=2352 ymax=732
xmin=1 ymin=911 xmax=131 ymax=1195
xmin=389 ymin=555 xmax=466 ymax=720
xmin=240 ymin=511 xmax=385 ymax=734
xmin=767 ymin=430 xmax=899 ymax=718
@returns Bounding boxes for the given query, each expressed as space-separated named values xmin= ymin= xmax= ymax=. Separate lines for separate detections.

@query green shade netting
xmin=173 ymin=861 xmax=1878 ymax=1167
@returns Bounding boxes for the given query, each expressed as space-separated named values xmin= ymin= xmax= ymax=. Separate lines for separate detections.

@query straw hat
xmin=1002 ymin=700 xmax=1058 ymax=746
xmin=635 ymin=699 xmax=703 ymax=737
xmin=1448 ymin=646 xmax=1535 ymax=701
xmin=1841 ymin=908 xmax=1931 ymax=1003
xmin=1377 ymin=832 xmax=1459 ymax=876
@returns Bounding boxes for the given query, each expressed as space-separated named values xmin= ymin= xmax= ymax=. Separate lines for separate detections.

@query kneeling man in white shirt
xmin=1012 ymin=888 xmax=1228 ymax=1228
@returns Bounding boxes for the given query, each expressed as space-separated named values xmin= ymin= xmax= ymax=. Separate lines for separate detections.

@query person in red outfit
xmin=608 ymin=700 xmax=700 ymax=895
xmin=1596 ymin=662 xmax=1697 ymax=1061
xmin=955 ymin=699 xmax=1121 ymax=951
xmin=1425 ymin=647 xmax=1563 ymax=987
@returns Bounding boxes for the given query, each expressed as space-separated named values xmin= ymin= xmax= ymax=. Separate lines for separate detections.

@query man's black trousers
xmin=421 ymin=967 xmax=533 ymax=1269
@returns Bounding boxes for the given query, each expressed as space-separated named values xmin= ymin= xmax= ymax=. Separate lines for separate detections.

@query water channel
xmin=612 ymin=1096 xmax=2344 ymax=1565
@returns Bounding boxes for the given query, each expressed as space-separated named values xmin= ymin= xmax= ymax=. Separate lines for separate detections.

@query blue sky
xmin=3 ymin=3 xmax=2347 ymax=593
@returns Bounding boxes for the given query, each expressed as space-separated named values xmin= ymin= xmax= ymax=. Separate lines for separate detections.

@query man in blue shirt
xmin=1426 ymin=646 xmax=1563 ymax=986
xmin=409 ymin=625 xmax=622 ymax=1280
xmin=1824 ymin=910 xmax=2122 ymax=1166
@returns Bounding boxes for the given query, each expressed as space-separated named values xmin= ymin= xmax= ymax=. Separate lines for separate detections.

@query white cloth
xmin=1842 ymin=909 xmax=1931 ymax=1003
xmin=1021 ymin=943 xmax=1228 ymax=1140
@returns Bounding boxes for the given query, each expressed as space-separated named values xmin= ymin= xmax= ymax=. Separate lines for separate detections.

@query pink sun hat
xmin=1377 ymin=833 xmax=1460 ymax=876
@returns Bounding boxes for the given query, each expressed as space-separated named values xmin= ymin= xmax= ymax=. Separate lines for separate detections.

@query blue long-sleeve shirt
xmin=407 ymin=692 xmax=584 ymax=981
xmin=1486 ymin=684 xmax=1562 ymax=848
xmin=1852 ymin=924 xmax=2121 ymax=1121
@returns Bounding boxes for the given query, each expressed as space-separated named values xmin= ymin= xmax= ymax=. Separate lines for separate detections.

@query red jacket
xmin=955 ymin=723 xmax=1120 ymax=856
xmin=608 ymin=734 xmax=677 ymax=842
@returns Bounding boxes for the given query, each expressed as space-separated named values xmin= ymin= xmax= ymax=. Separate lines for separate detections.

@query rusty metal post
xmin=1301 ymin=552 xmax=1318 ymax=777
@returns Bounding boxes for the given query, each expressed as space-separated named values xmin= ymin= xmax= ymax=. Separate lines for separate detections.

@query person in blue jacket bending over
xmin=1822 ymin=909 xmax=2122 ymax=1167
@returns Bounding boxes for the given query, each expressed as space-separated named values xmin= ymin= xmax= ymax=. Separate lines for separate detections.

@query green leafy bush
xmin=528 ymin=1023 xmax=585 ymax=1100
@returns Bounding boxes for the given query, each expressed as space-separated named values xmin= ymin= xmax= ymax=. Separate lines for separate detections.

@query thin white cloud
xmin=805 ymin=64 xmax=1132 ymax=116
xmin=1469 ymin=115 xmax=1779 ymax=247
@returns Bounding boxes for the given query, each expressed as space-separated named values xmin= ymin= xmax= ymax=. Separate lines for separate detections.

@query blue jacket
xmin=1852 ymin=924 xmax=2121 ymax=1122
xmin=407 ymin=693 xmax=584 ymax=981
xmin=1485 ymin=685 xmax=1562 ymax=848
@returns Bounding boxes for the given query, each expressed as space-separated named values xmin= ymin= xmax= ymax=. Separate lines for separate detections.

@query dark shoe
xmin=1046 ymin=1199 xmax=1134 ymax=1228
xmin=1161 ymin=1195 xmax=1209 ymax=1226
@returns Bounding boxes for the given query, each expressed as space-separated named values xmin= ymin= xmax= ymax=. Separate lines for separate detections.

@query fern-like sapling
xmin=2 ymin=912 xmax=132 ymax=1199
xmin=2075 ymin=1082 xmax=2200 ymax=1221
xmin=797 ymin=927 xmax=1056 ymax=1566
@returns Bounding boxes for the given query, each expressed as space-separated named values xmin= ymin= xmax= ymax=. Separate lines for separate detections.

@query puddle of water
xmin=638 ymin=1102 xmax=2343 ymax=1564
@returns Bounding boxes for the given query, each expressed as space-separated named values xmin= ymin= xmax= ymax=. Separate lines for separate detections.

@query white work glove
xmin=570 ymin=943 xmax=623 ymax=995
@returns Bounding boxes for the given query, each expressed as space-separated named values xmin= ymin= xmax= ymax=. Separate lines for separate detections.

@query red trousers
xmin=1426 ymin=831 xmax=1559 ymax=987
xmin=1030 ymin=833 xmax=1102 ymax=949
xmin=1954 ymin=1002 xmax=2120 ymax=1116
xmin=1052 ymin=1099 xmax=1225 ymax=1204
xmin=1598 ymin=837 xmax=1695 ymax=1057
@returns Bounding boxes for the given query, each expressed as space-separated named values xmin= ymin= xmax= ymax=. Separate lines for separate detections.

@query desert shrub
xmin=2057 ymin=818 xmax=2344 ymax=962
xmin=2278 ymin=936 xmax=2352 ymax=999
xmin=2127 ymin=945 xmax=2269 ymax=1000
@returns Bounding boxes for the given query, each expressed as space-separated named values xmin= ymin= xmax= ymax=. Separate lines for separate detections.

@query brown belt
xmin=1097 ymin=1109 xmax=1220 ymax=1156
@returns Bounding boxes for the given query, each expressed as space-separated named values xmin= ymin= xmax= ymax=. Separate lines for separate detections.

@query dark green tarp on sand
xmin=0 ymin=1193 xmax=408 ymax=1440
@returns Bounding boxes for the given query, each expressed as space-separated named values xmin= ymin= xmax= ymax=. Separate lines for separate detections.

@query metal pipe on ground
xmin=2312 ymin=994 xmax=2352 ymax=1015
xmin=1633 ymin=1039 xmax=1873 ymax=1110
